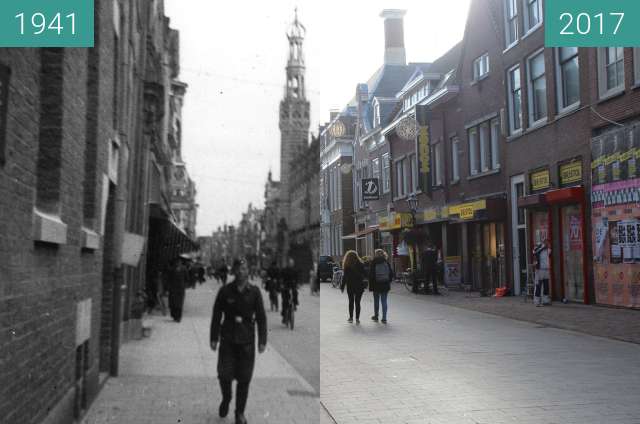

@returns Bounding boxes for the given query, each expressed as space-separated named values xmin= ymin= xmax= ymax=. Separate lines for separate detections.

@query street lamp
xmin=406 ymin=194 xmax=418 ymax=273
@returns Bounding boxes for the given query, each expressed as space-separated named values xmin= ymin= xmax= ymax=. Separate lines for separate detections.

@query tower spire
xmin=285 ymin=8 xmax=306 ymax=99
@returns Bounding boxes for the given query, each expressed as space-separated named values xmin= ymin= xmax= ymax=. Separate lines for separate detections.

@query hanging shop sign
xmin=329 ymin=119 xmax=346 ymax=138
xmin=449 ymin=200 xmax=487 ymax=220
xmin=416 ymin=105 xmax=432 ymax=197
xmin=396 ymin=116 xmax=417 ymax=141
xmin=361 ymin=178 xmax=380 ymax=201
xmin=381 ymin=212 xmax=414 ymax=231
xmin=530 ymin=169 xmax=551 ymax=191
xmin=559 ymin=161 xmax=582 ymax=186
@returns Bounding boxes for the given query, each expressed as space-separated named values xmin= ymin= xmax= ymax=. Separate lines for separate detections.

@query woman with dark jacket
xmin=340 ymin=250 xmax=367 ymax=324
xmin=369 ymin=249 xmax=394 ymax=324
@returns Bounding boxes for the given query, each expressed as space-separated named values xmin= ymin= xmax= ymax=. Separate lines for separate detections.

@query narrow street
xmin=320 ymin=283 xmax=640 ymax=424
xmin=82 ymin=278 xmax=319 ymax=424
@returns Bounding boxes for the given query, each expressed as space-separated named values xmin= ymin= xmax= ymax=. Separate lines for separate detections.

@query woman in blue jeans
xmin=369 ymin=249 xmax=394 ymax=324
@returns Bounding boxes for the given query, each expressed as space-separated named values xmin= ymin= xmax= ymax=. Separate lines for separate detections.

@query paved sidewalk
xmin=390 ymin=284 xmax=640 ymax=344
xmin=321 ymin=284 xmax=640 ymax=424
xmin=83 ymin=279 xmax=318 ymax=424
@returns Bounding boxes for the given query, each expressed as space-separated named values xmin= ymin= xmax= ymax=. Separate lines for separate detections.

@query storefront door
xmin=561 ymin=204 xmax=584 ymax=302
xmin=531 ymin=209 xmax=553 ymax=298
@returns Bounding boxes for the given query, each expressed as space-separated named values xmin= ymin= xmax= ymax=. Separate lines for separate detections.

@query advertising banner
xmin=591 ymin=124 xmax=640 ymax=308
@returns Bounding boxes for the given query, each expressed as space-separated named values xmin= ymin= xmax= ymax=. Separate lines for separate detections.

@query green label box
xmin=0 ymin=0 xmax=94 ymax=47
xmin=546 ymin=0 xmax=640 ymax=47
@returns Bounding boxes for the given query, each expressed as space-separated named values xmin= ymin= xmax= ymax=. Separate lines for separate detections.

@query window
xmin=395 ymin=158 xmax=405 ymax=198
xmin=524 ymin=0 xmax=542 ymax=33
xmin=433 ymin=142 xmax=444 ymax=186
xmin=598 ymin=47 xmax=625 ymax=98
xmin=372 ymin=157 xmax=380 ymax=181
xmin=508 ymin=66 xmax=522 ymax=133
xmin=403 ymin=158 xmax=410 ymax=195
xmin=382 ymin=153 xmax=391 ymax=193
xmin=468 ymin=117 xmax=501 ymax=176
xmin=556 ymin=47 xmax=580 ymax=111
xmin=409 ymin=154 xmax=418 ymax=192
xmin=491 ymin=119 xmax=500 ymax=169
xmin=373 ymin=102 xmax=381 ymax=127
xmin=634 ymin=48 xmax=640 ymax=85
xmin=504 ymin=0 xmax=519 ymax=47
xmin=527 ymin=51 xmax=547 ymax=124
xmin=473 ymin=53 xmax=490 ymax=81
xmin=451 ymin=136 xmax=460 ymax=181
xmin=468 ymin=127 xmax=479 ymax=176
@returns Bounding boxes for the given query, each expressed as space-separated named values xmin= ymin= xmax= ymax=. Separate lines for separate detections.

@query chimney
xmin=380 ymin=9 xmax=407 ymax=65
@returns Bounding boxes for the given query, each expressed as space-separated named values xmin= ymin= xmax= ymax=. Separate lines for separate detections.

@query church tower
xmin=279 ymin=9 xmax=310 ymax=230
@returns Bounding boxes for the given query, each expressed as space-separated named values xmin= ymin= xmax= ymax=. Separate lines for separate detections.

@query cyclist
xmin=280 ymin=257 xmax=299 ymax=325
xmin=265 ymin=261 xmax=280 ymax=312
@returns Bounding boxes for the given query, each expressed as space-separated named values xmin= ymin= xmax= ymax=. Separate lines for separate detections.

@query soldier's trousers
xmin=217 ymin=342 xmax=255 ymax=414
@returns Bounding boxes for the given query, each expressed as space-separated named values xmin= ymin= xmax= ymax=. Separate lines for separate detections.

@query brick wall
xmin=0 ymin=0 xmax=117 ymax=423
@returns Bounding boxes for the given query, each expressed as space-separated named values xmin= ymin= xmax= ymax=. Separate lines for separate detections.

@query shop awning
xmin=518 ymin=193 xmax=547 ymax=208
xmin=545 ymin=186 xmax=584 ymax=204
xmin=342 ymin=226 xmax=379 ymax=240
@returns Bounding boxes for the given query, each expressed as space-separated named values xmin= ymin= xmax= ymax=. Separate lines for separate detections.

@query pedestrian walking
xmin=210 ymin=258 xmax=267 ymax=424
xmin=167 ymin=258 xmax=188 ymax=322
xmin=340 ymin=250 xmax=367 ymax=324
xmin=422 ymin=240 xmax=439 ymax=294
xmin=369 ymin=249 xmax=394 ymax=324
xmin=280 ymin=257 xmax=299 ymax=325
xmin=533 ymin=239 xmax=552 ymax=306
xmin=265 ymin=261 xmax=280 ymax=312
xmin=218 ymin=260 xmax=229 ymax=285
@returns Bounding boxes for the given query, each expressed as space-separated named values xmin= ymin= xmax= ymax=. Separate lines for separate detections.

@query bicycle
xmin=331 ymin=269 xmax=343 ymax=289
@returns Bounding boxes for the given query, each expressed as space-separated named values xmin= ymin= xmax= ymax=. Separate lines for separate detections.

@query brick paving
xmin=320 ymin=284 xmax=640 ymax=424
xmin=390 ymin=284 xmax=640 ymax=345
xmin=83 ymin=279 xmax=319 ymax=424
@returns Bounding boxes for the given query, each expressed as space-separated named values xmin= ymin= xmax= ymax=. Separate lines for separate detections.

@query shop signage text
xmin=560 ymin=161 xmax=582 ymax=186
xmin=449 ymin=200 xmax=487 ymax=220
xmin=530 ymin=169 xmax=551 ymax=191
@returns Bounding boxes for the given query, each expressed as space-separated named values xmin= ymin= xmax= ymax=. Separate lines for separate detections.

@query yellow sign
xmin=449 ymin=200 xmax=486 ymax=220
xmin=423 ymin=206 xmax=450 ymax=222
xmin=379 ymin=216 xmax=389 ymax=231
xmin=382 ymin=212 xmax=414 ymax=231
xmin=530 ymin=169 xmax=550 ymax=191
xmin=418 ymin=126 xmax=430 ymax=173
xmin=560 ymin=162 xmax=582 ymax=186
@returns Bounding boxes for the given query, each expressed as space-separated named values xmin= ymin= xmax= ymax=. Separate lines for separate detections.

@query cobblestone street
xmin=320 ymin=284 xmax=640 ymax=424
xmin=82 ymin=279 xmax=319 ymax=424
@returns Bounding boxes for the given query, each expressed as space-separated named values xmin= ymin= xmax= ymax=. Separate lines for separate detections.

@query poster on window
xmin=444 ymin=256 xmax=461 ymax=286
xmin=568 ymin=214 xmax=582 ymax=250
xmin=591 ymin=124 xmax=640 ymax=308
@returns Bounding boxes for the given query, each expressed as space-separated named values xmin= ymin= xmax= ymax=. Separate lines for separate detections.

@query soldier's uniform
xmin=210 ymin=280 xmax=267 ymax=419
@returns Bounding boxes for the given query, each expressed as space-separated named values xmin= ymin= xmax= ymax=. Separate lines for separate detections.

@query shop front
xmin=447 ymin=198 xmax=507 ymax=295
xmin=591 ymin=124 xmax=640 ymax=308
xmin=379 ymin=212 xmax=413 ymax=272
xmin=518 ymin=161 xmax=589 ymax=303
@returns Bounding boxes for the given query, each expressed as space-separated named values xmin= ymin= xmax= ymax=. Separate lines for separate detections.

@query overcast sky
xmin=164 ymin=0 xmax=472 ymax=236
